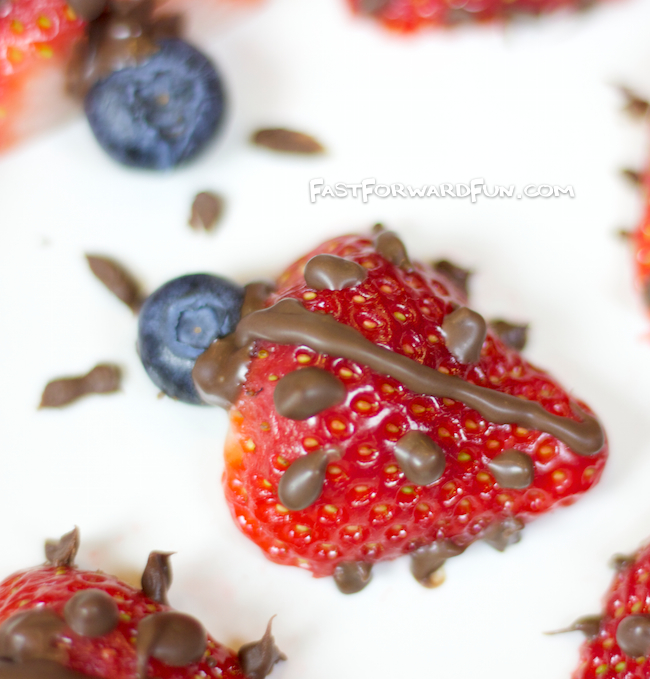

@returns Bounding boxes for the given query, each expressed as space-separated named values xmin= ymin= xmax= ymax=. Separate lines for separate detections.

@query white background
xmin=2 ymin=0 xmax=650 ymax=676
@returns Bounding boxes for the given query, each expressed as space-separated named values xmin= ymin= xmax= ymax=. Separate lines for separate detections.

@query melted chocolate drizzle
xmin=483 ymin=517 xmax=524 ymax=552
xmin=273 ymin=368 xmax=346 ymax=421
xmin=277 ymin=447 xmax=341 ymax=511
xmin=303 ymin=254 xmax=367 ymax=291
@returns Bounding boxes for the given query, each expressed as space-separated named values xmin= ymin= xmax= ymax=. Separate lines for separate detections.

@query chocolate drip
xmin=394 ymin=432 xmax=445 ymax=486
xmin=0 ymin=659 xmax=92 ymax=679
xmin=487 ymin=450 xmax=534 ymax=489
xmin=332 ymin=562 xmax=372 ymax=594
xmin=547 ymin=615 xmax=602 ymax=640
xmin=240 ymin=281 xmax=275 ymax=318
xmin=237 ymin=619 xmax=286 ymax=679
xmin=483 ymin=517 xmax=524 ymax=552
xmin=67 ymin=0 xmax=106 ymax=21
xmin=45 ymin=528 xmax=79 ymax=567
xmin=188 ymin=192 xmax=223 ymax=232
xmin=273 ymin=368 xmax=346 ymax=420
xmin=491 ymin=320 xmax=529 ymax=352
xmin=373 ymin=229 xmax=410 ymax=270
xmin=0 ymin=610 xmax=66 ymax=663
xmin=432 ymin=260 xmax=472 ymax=297
xmin=277 ymin=447 xmax=341 ymax=511
xmin=229 ymin=299 xmax=604 ymax=456
xmin=136 ymin=612 xmax=207 ymax=678
xmin=63 ymin=589 xmax=119 ymax=638
xmin=303 ymin=254 xmax=367 ymax=291
xmin=442 ymin=306 xmax=487 ymax=364
xmin=141 ymin=552 xmax=173 ymax=606
xmin=616 ymin=615 xmax=650 ymax=657
xmin=410 ymin=540 xmax=465 ymax=588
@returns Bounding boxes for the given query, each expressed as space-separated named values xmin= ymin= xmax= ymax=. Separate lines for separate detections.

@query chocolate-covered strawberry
xmin=0 ymin=528 xmax=284 ymax=679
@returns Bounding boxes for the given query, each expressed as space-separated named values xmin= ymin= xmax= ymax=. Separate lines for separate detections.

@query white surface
xmin=2 ymin=0 xmax=650 ymax=677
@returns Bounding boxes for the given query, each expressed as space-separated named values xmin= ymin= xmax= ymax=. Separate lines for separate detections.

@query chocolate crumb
xmin=619 ymin=86 xmax=650 ymax=117
xmin=432 ymin=260 xmax=472 ymax=297
xmin=188 ymin=192 xmax=224 ymax=232
xmin=141 ymin=552 xmax=173 ymax=605
xmin=251 ymin=128 xmax=324 ymax=155
xmin=86 ymin=254 xmax=144 ymax=313
xmin=238 ymin=618 xmax=286 ymax=679
xmin=39 ymin=364 xmax=121 ymax=409
xmin=622 ymin=168 xmax=643 ymax=186
xmin=491 ymin=320 xmax=529 ymax=351
xmin=45 ymin=527 xmax=79 ymax=567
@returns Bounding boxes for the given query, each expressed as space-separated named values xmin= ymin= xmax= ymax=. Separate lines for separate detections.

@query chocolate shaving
xmin=45 ymin=527 xmax=79 ymax=567
xmin=141 ymin=552 xmax=173 ymax=605
xmin=619 ymin=86 xmax=650 ymax=117
xmin=490 ymin=320 xmax=529 ymax=351
xmin=238 ymin=618 xmax=286 ymax=679
xmin=188 ymin=192 xmax=224 ymax=232
xmin=39 ymin=364 xmax=121 ymax=409
xmin=433 ymin=260 xmax=472 ymax=297
xmin=86 ymin=255 xmax=144 ymax=312
xmin=251 ymin=128 xmax=324 ymax=155
xmin=622 ymin=168 xmax=643 ymax=186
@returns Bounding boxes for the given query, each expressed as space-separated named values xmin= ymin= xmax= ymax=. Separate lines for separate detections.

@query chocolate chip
xmin=410 ymin=540 xmax=465 ymax=588
xmin=277 ymin=447 xmax=341 ymax=511
xmin=332 ymin=562 xmax=372 ymax=594
xmin=39 ymin=364 xmax=121 ymax=409
xmin=238 ymin=618 xmax=286 ymax=679
xmin=483 ymin=517 xmax=524 ymax=552
xmin=442 ymin=306 xmax=487 ymax=364
xmin=0 ymin=610 xmax=66 ymax=663
xmin=273 ymin=368 xmax=346 ymax=421
xmin=188 ymin=192 xmax=224 ymax=232
xmin=373 ymin=229 xmax=410 ymax=270
xmin=63 ymin=589 xmax=119 ymax=638
xmin=490 ymin=320 xmax=529 ymax=351
xmin=304 ymin=255 xmax=367 ymax=291
xmin=251 ymin=128 xmax=324 ymax=154
xmin=432 ymin=260 xmax=472 ymax=297
xmin=616 ymin=615 xmax=650 ymax=657
xmin=394 ymin=431 xmax=446 ymax=486
xmin=86 ymin=255 xmax=144 ymax=313
xmin=141 ymin=552 xmax=173 ymax=606
xmin=45 ymin=528 xmax=79 ymax=567
xmin=487 ymin=450 xmax=534 ymax=489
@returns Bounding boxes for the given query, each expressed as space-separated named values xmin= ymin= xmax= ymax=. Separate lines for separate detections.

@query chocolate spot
xmin=45 ymin=528 xmax=79 ymax=567
xmin=410 ymin=540 xmax=465 ymax=588
xmin=0 ymin=659 xmax=92 ymax=679
xmin=136 ymin=612 xmax=207 ymax=678
xmin=86 ymin=254 xmax=144 ymax=313
xmin=394 ymin=432 xmax=445 ymax=486
xmin=0 ymin=610 xmax=66 ymax=663
xmin=304 ymin=255 xmax=367 ymax=291
xmin=432 ymin=260 xmax=472 ymax=297
xmin=442 ymin=306 xmax=487 ymax=364
xmin=622 ymin=168 xmax=643 ymax=186
xmin=491 ymin=320 xmax=529 ymax=351
xmin=620 ymin=86 xmax=650 ymax=118
xmin=141 ymin=552 xmax=173 ymax=606
xmin=547 ymin=615 xmax=602 ymax=640
xmin=487 ymin=450 xmax=534 ymax=489
xmin=616 ymin=615 xmax=650 ymax=657
xmin=39 ymin=365 xmax=121 ymax=409
xmin=273 ymin=368 xmax=346 ymax=420
xmin=237 ymin=618 xmax=286 ymax=679
xmin=251 ymin=129 xmax=324 ymax=155
xmin=611 ymin=553 xmax=637 ymax=571
xmin=277 ymin=447 xmax=341 ymax=511
xmin=373 ymin=230 xmax=410 ymax=270
xmin=63 ymin=589 xmax=119 ymax=638
xmin=483 ymin=517 xmax=524 ymax=552
xmin=332 ymin=562 xmax=372 ymax=594
xmin=67 ymin=0 xmax=106 ymax=21
xmin=188 ymin=192 xmax=223 ymax=232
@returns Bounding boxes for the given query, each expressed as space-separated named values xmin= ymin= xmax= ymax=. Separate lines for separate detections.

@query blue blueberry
xmin=84 ymin=39 xmax=225 ymax=169
xmin=138 ymin=274 xmax=244 ymax=404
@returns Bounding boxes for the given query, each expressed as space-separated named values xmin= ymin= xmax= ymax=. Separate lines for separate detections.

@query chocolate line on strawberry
xmin=63 ymin=590 xmax=119 ymax=638
xmin=393 ymin=431 xmax=446 ymax=486
xmin=141 ymin=551 xmax=172 ymax=605
xmin=277 ymin=446 xmax=342 ymax=511
xmin=303 ymin=254 xmax=367 ymax=291
xmin=441 ymin=306 xmax=487 ymax=364
xmin=486 ymin=450 xmax=534 ymax=489
xmin=410 ymin=540 xmax=466 ymax=588
xmin=332 ymin=562 xmax=373 ymax=594
xmin=198 ymin=297 xmax=604 ymax=456
xmin=273 ymin=367 xmax=347 ymax=420
xmin=237 ymin=619 xmax=286 ymax=679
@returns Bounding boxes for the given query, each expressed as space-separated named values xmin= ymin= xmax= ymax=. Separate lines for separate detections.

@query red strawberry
xmin=0 ymin=527 xmax=284 ymax=679
xmin=192 ymin=228 xmax=608 ymax=593
xmin=347 ymin=0 xmax=601 ymax=31
xmin=571 ymin=542 xmax=650 ymax=679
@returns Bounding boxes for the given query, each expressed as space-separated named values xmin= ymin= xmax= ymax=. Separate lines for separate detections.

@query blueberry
xmin=138 ymin=274 xmax=244 ymax=404
xmin=84 ymin=39 xmax=225 ymax=169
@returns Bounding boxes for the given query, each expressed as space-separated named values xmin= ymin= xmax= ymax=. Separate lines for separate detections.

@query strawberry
xmin=0 ymin=527 xmax=284 ymax=679
xmin=571 ymin=542 xmax=650 ymax=679
xmin=192 ymin=228 xmax=608 ymax=593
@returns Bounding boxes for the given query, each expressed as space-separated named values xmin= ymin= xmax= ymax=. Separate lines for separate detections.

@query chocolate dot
xmin=238 ymin=618 xmax=286 ymax=679
xmin=617 ymin=615 xmax=650 ymax=657
xmin=483 ymin=516 xmax=524 ymax=552
xmin=63 ymin=589 xmax=119 ymax=638
xmin=277 ymin=447 xmax=341 ymax=511
xmin=304 ymin=254 xmax=367 ymax=291
xmin=141 ymin=552 xmax=173 ymax=606
xmin=0 ymin=609 xmax=66 ymax=663
xmin=491 ymin=320 xmax=529 ymax=352
xmin=487 ymin=450 xmax=534 ymax=489
xmin=333 ymin=562 xmax=372 ymax=594
xmin=442 ymin=306 xmax=487 ymax=364
xmin=45 ymin=528 xmax=79 ymax=568
xmin=394 ymin=432 xmax=445 ymax=486
xmin=273 ymin=368 xmax=346 ymax=421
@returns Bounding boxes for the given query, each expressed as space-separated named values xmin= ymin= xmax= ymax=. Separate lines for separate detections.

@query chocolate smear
xmin=333 ymin=562 xmax=372 ymax=594
xmin=373 ymin=229 xmax=410 ymax=270
xmin=410 ymin=540 xmax=465 ymax=588
xmin=277 ymin=447 xmax=341 ymax=511
xmin=0 ymin=610 xmax=67 ymax=663
xmin=63 ymin=589 xmax=119 ymax=638
xmin=433 ymin=260 xmax=472 ymax=298
xmin=546 ymin=615 xmax=602 ymax=640
xmin=616 ymin=615 xmax=650 ymax=657
xmin=45 ymin=527 xmax=79 ymax=567
xmin=251 ymin=128 xmax=324 ymax=155
xmin=0 ymin=659 xmax=92 ymax=679
xmin=136 ymin=612 xmax=207 ymax=678
xmin=622 ymin=168 xmax=644 ymax=186
xmin=619 ymin=86 xmax=650 ymax=118
xmin=487 ymin=450 xmax=534 ymax=489
xmin=491 ymin=320 xmax=529 ymax=352
xmin=188 ymin=192 xmax=224 ymax=233
xmin=141 ymin=552 xmax=173 ymax=606
xmin=86 ymin=255 xmax=144 ymax=313
xmin=483 ymin=516 xmax=524 ymax=552
xmin=394 ymin=431 xmax=445 ymax=486
xmin=67 ymin=0 xmax=106 ymax=21
xmin=442 ymin=306 xmax=487 ymax=364
xmin=611 ymin=553 xmax=637 ymax=571
xmin=39 ymin=364 xmax=121 ymax=409
xmin=304 ymin=254 xmax=367 ymax=291
xmin=273 ymin=367 xmax=346 ymax=420
xmin=238 ymin=618 xmax=286 ymax=679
